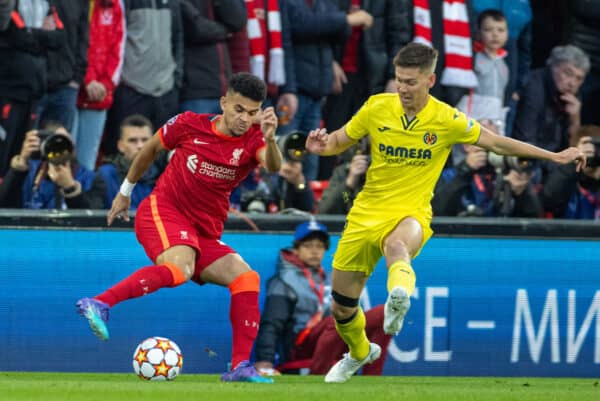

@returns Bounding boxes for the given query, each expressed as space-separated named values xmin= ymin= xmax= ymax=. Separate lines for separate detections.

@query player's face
xmin=118 ymin=125 xmax=152 ymax=161
xmin=220 ymin=92 xmax=262 ymax=136
xmin=394 ymin=66 xmax=435 ymax=111
xmin=294 ymin=239 xmax=327 ymax=268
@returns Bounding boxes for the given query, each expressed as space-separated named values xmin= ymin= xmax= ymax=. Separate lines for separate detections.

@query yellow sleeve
xmin=345 ymin=99 xmax=371 ymax=141
xmin=449 ymin=109 xmax=481 ymax=144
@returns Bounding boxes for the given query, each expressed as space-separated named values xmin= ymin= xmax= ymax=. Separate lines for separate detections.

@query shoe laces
xmin=88 ymin=301 xmax=109 ymax=322
xmin=339 ymin=353 xmax=362 ymax=370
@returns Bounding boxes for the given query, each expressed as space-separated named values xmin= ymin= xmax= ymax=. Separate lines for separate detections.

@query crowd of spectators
xmin=0 ymin=0 xmax=598 ymax=220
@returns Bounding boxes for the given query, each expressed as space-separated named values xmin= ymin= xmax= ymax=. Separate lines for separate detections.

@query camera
xmin=487 ymin=152 xmax=537 ymax=174
xmin=30 ymin=129 xmax=74 ymax=165
xmin=587 ymin=137 xmax=600 ymax=168
xmin=240 ymin=188 xmax=273 ymax=213
xmin=276 ymin=130 xmax=306 ymax=162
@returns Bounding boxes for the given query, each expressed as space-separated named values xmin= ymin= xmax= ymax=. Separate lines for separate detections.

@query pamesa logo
xmin=378 ymin=143 xmax=432 ymax=160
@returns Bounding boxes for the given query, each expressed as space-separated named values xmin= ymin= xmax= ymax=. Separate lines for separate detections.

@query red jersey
xmin=155 ymin=112 xmax=266 ymax=238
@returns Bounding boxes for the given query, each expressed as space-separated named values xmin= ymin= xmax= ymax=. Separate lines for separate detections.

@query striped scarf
xmin=245 ymin=0 xmax=285 ymax=86
xmin=413 ymin=0 xmax=477 ymax=89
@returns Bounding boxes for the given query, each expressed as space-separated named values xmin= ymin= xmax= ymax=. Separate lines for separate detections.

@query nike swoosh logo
xmin=194 ymin=139 xmax=209 ymax=145
xmin=377 ymin=126 xmax=390 ymax=132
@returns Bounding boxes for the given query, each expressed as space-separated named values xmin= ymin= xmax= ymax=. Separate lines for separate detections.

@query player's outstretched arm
xmin=107 ymin=134 xmax=165 ymax=226
xmin=476 ymin=125 xmax=587 ymax=171
xmin=305 ymin=126 xmax=357 ymax=156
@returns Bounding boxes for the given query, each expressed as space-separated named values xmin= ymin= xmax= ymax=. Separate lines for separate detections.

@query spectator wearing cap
xmin=254 ymin=220 xmax=391 ymax=376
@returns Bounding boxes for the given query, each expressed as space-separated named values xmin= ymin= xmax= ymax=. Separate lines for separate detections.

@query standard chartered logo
xmin=187 ymin=154 xmax=198 ymax=173
xmin=186 ymin=154 xmax=236 ymax=180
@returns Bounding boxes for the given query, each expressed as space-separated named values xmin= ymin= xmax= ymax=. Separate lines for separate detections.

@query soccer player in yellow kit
xmin=305 ymin=43 xmax=586 ymax=383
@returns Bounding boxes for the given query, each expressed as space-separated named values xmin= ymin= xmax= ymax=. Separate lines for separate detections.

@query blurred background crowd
xmin=0 ymin=0 xmax=598 ymax=220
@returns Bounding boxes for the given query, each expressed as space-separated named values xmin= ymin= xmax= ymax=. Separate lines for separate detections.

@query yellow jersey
xmin=345 ymin=93 xmax=481 ymax=223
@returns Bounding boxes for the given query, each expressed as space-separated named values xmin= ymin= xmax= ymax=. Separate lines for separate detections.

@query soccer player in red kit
xmin=76 ymin=73 xmax=283 ymax=383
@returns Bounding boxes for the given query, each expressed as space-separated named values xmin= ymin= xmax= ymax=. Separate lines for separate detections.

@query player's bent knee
xmin=228 ymin=270 xmax=260 ymax=295
xmin=331 ymin=290 xmax=359 ymax=321
xmin=385 ymin=237 xmax=410 ymax=257
xmin=156 ymin=249 xmax=196 ymax=283
xmin=331 ymin=303 xmax=357 ymax=321
xmin=163 ymin=262 xmax=193 ymax=285
xmin=385 ymin=237 xmax=408 ymax=251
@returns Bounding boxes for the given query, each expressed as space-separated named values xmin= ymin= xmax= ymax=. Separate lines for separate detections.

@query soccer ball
xmin=132 ymin=336 xmax=183 ymax=381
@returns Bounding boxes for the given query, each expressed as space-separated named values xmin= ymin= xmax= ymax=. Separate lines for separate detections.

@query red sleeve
xmin=159 ymin=113 xmax=190 ymax=150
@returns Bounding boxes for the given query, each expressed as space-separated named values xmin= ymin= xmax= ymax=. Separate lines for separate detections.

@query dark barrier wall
xmin=1 ymin=213 xmax=599 ymax=377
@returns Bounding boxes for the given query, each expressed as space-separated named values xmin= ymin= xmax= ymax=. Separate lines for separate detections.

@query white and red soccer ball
xmin=132 ymin=336 xmax=183 ymax=381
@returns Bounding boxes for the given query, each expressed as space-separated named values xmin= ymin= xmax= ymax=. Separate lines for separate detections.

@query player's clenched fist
xmin=260 ymin=106 xmax=278 ymax=142
xmin=305 ymin=128 xmax=329 ymax=154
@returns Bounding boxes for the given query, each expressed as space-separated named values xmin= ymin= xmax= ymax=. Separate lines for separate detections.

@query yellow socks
xmin=335 ymin=307 xmax=370 ymax=361
xmin=387 ymin=260 xmax=416 ymax=295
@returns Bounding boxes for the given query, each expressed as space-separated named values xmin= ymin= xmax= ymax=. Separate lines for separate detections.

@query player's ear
xmin=219 ymin=96 xmax=227 ymax=112
xmin=428 ymin=73 xmax=436 ymax=89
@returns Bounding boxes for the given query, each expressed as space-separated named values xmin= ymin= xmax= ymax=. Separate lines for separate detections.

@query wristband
xmin=119 ymin=178 xmax=136 ymax=197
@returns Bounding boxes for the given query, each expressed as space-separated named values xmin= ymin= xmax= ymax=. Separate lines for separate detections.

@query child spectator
xmin=457 ymin=9 xmax=509 ymax=134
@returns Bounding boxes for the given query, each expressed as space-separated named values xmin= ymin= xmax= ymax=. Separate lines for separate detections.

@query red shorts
xmin=135 ymin=194 xmax=235 ymax=279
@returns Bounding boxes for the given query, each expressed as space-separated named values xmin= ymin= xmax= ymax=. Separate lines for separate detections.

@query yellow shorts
xmin=332 ymin=213 xmax=433 ymax=275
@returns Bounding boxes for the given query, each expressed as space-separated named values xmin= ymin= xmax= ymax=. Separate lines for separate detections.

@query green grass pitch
xmin=1 ymin=372 xmax=598 ymax=401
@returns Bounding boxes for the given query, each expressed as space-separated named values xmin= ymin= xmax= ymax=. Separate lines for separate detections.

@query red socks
xmin=228 ymin=271 xmax=261 ymax=368
xmin=95 ymin=263 xmax=187 ymax=307
xmin=94 ymin=265 xmax=261 ymax=370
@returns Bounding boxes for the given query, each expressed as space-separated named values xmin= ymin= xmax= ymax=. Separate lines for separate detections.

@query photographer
xmin=543 ymin=125 xmax=600 ymax=219
xmin=234 ymin=131 xmax=314 ymax=214
xmin=317 ymin=140 xmax=369 ymax=215
xmin=267 ymin=131 xmax=314 ymax=212
xmin=0 ymin=122 xmax=94 ymax=209
xmin=268 ymin=160 xmax=314 ymax=212
xmin=433 ymin=129 xmax=543 ymax=217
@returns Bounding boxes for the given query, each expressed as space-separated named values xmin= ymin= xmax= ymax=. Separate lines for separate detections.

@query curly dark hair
xmin=227 ymin=72 xmax=267 ymax=102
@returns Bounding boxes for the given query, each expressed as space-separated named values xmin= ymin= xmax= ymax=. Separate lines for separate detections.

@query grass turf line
xmin=1 ymin=372 xmax=598 ymax=401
